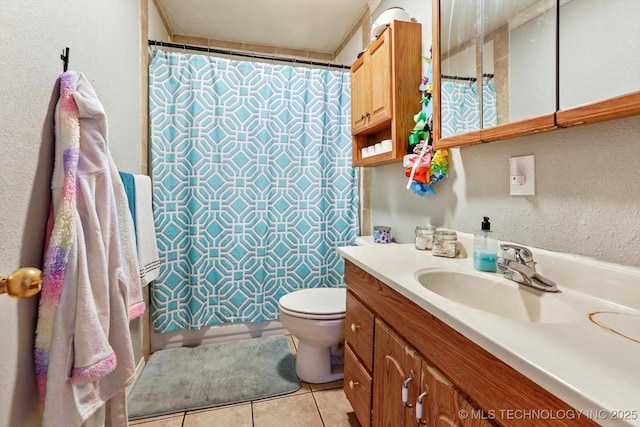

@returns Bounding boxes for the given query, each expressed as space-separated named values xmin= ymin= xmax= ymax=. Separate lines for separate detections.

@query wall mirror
xmin=434 ymin=0 xmax=557 ymax=148
xmin=434 ymin=0 xmax=640 ymax=149
xmin=557 ymin=0 xmax=640 ymax=126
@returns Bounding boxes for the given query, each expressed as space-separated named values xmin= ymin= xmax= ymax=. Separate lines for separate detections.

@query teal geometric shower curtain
xmin=440 ymin=80 xmax=497 ymax=137
xmin=148 ymin=50 xmax=359 ymax=333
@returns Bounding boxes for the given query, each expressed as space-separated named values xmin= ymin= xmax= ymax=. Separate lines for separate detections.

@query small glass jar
xmin=432 ymin=229 xmax=458 ymax=258
xmin=414 ymin=225 xmax=436 ymax=250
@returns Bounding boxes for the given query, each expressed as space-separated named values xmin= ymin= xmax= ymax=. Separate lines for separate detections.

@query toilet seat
xmin=279 ymin=288 xmax=346 ymax=320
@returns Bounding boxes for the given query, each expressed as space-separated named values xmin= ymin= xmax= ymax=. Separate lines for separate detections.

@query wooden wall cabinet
xmin=343 ymin=260 xmax=598 ymax=427
xmin=350 ymin=20 xmax=422 ymax=167
xmin=351 ymin=30 xmax=392 ymax=135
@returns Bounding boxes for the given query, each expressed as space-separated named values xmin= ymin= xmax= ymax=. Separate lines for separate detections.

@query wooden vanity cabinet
xmin=343 ymin=260 xmax=598 ymax=427
xmin=373 ymin=319 xmax=423 ymax=427
xmin=374 ymin=319 xmax=494 ymax=427
xmin=350 ymin=20 xmax=421 ymax=167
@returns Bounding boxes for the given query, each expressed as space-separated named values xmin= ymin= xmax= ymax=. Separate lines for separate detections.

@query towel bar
xmin=0 ymin=267 xmax=42 ymax=298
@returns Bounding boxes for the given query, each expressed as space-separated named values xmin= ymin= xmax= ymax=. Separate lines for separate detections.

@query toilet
xmin=279 ymin=287 xmax=347 ymax=383
xmin=278 ymin=235 xmax=387 ymax=383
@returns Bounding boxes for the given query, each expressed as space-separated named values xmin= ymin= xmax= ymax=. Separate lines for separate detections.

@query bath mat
xmin=127 ymin=335 xmax=300 ymax=420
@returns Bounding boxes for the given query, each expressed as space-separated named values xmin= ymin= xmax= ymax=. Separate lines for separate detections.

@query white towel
xmin=134 ymin=174 xmax=160 ymax=285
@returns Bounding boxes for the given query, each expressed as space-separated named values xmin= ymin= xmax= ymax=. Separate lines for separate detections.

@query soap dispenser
xmin=473 ymin=216 xmax=497 ymax=272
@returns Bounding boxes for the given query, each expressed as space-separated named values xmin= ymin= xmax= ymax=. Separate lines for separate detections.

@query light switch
xmin=509 ymin=155 xmax=535 ymax=196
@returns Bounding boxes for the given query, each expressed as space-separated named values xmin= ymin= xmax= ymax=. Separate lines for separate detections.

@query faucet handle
xmin=499 ymin=244 xmax=534 ymax=265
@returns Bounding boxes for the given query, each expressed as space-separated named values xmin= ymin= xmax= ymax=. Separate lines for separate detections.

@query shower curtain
xmin=149 ymin=50 xmax=358 ymax=333
xmin=440 ymin=80 xmax=497 ymax=137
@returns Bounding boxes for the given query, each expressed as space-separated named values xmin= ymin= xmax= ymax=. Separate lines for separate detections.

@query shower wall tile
xmin=170 ymin=35 xmax=334 ymax=63
xmin=171 ymin=34 xmax=210 ymax=47
xmin=361 ymin=167 xmax=372 ymax=235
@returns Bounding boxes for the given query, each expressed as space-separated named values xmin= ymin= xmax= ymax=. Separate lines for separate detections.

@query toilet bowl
xmin=278 ymin=235 xmax=391 ymax=383
xmin=279 ymin=287 xmax=346 ymax=383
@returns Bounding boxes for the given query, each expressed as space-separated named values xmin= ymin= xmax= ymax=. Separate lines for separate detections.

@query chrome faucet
xmin=496 ymin=244 xmax=559 ymax=292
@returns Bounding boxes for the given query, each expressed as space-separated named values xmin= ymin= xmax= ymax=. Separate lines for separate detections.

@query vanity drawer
xmin=344 ymin=343 xmax=372 ymax=427
xmin=345 ymin=290 xmax=375 ymax=371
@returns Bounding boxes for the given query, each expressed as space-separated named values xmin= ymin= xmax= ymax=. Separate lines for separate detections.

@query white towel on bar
xmin=134 ymin=174 xmax=160 ymax=285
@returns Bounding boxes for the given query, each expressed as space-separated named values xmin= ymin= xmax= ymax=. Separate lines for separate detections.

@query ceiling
xmin=156 ymin=0 xmax=371 ymax=55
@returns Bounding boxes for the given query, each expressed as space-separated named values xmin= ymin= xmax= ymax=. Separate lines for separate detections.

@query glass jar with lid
xmin=414 ymin=225 xmax=436 ymax=250
xmin=432 ymin=229 xmax=458 ymax=258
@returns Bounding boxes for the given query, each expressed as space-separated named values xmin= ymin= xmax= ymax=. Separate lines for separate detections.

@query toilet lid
xmin=279 ymin=288 xmax=346 ymax=317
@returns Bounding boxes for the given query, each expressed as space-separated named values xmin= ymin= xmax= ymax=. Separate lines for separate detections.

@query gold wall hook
xmin=0 ymin=267 xmax=43 ymax=298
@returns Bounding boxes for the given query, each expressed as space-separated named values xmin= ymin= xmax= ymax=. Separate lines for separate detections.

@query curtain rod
xmin=148 ymin=40 xmax=351 ymax=70
xmin=441 ymin=73 xmax=494 ymax=82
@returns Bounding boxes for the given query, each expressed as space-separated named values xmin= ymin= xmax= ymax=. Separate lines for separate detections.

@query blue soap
xmin=473 ymin=249 xmax=497 ymax=272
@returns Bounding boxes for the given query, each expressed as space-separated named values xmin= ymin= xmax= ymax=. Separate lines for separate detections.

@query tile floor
xmin=129 ymin=336 xmax=361 ymax=427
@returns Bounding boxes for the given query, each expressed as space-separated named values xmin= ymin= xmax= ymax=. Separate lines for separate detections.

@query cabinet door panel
xmin=351 ymin=56 xmax=369 ymax=132
xmin=373 ymin=319 xmax=422 ymax=427
xmin=367 ymin=29 xmax=392 ymax=129
xmin=424 ymin=364 xmax=495 ymax=427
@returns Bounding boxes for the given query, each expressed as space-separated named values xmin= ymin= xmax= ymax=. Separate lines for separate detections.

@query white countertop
xmin=338 ymin=236 xmax=640 ymax=427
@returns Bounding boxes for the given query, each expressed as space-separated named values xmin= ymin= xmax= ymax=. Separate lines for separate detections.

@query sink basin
xmin=415 ymin=269 xmax=577 ymax=323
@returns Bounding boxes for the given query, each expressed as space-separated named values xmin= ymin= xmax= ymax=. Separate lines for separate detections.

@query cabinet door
xmin=367 ymin=29 xmax=392 ymax=129
xmin=373 ymin=319 xmax=422 ymax=427
xmin=423 ymin=364 xmax=495 ymax=427
xmin=351 ymin=56 xmax=369 ymax=132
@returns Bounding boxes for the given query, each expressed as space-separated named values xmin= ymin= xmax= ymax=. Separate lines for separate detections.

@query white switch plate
xmin=509 ymin=155 xmax=535 ymax=196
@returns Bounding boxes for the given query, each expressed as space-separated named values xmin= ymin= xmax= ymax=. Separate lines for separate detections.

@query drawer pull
xmin=349 ymin=380 xmax=359 ymax=389
xmin=350 ymin=323 xmax=360 ymax=332
xmin=402 ymin=370 xmax=415 ymax=406
xmin=416 ymin=385 xmax=430 ymax=424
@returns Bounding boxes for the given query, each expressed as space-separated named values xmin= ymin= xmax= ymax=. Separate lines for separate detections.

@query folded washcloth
xmin=134 ymin=174 xmax=160 ymax=285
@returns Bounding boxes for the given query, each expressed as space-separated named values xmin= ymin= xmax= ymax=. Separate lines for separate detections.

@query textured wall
xmin=0 ymin=1 xmax=142 ymax=426
xmin=371 ymin=114 xmax=640 ymax=267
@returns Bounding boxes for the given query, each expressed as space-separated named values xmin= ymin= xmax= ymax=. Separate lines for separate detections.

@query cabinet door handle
xmin=402 ymin=370 xmax=415 ymax=405
xmin=360 ymin=114 xmax=366 ymax=120
xmin=349 ymin=380 xmax=359 ymax=389
xmin=350 ymin=323 xmax=360 ymax=332
xmin=365 ymin=112 xmax=370 ymax=118
xmin=416 ymin=385 xmax=430 ymax=425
